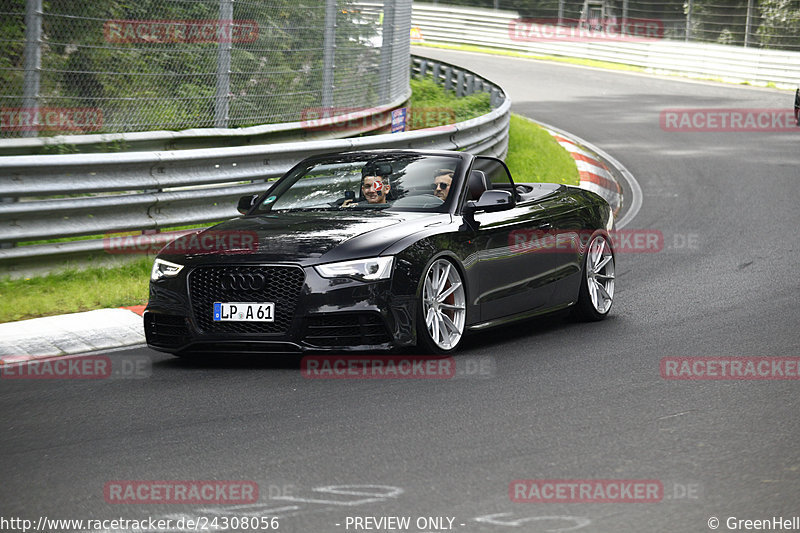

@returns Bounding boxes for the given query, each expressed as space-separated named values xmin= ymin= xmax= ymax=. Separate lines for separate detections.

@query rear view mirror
xmin=237 ymin=194 xmax=259 ymax=214
xmin=466 ymin=190 xmax=515 ymax=213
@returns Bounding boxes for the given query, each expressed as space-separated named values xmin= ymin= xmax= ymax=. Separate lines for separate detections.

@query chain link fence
xmin=424 ymin=0 xmax=800 ymax=50
xmin=0 ymin=0 xmax=411 ymax=137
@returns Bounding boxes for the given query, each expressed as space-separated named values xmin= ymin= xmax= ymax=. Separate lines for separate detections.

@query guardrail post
xmin=22 ymin=0 xmax=43 ymax=138
xmin=432 ymin=62 xmax=441 ymax=84
xmin=322 ymin=0 xmax=337 ymax=110
xmin=0 ymin=198 xmax=18 ymax=249
xmin=456 ymin=70 xmax=465 ymax=97
xmin=444 ymin=66 xmax=453 ymax=92
xmin=464 ymin=74 xmax=474 ymax=95
xmin=215 ymin=0 xmax=233 ymax=128
xmin=419 ymin=59 xmax=428 ymax=78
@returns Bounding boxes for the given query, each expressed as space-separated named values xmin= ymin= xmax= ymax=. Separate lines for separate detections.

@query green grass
xmin=0 ymin=257 xmax=151 ymax=322
xmin=506 ymin=114 xmax=579 ymax=185
xmin=408 ymin=76 xmax=492 ymax=128
xmin=3 ymin=82 xmax=580 ymax=323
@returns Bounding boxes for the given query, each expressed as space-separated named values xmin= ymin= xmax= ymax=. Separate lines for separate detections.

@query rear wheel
xmin=572 ymin=233 xmax=615 ymax=321
xmin=417 ymin=258 xmax=466 ymax=354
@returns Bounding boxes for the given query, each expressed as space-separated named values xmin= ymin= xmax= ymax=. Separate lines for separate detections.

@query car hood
xmin=158 ymin=210 xmax=451 ymax=265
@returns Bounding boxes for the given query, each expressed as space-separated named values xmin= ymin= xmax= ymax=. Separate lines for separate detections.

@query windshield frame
xmin=247 ymin=151 xmax=471 ymax=216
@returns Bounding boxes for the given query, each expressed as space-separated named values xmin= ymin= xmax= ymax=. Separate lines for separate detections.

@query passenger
xmin=432 ymin=168 xmax=454 ymax=201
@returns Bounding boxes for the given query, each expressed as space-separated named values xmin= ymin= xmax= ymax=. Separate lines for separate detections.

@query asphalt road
xmin=1 ymin=48 xmax=799 ymax=533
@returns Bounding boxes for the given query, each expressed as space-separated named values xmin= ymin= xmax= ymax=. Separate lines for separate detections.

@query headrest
xmin=467 ymin=170 xmax=490 ymax=201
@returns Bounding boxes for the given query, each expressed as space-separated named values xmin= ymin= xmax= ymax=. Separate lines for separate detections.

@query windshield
xmin=254 ymin=153 xmax=462 ymax=213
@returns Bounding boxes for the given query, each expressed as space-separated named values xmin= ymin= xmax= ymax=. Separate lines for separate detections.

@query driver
xmin=432 ymin=168 xmax=454 ymax=201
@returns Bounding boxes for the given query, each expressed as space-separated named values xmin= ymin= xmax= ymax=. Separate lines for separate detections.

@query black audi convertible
xmin=144 ymin=149 xmax=616 ymax=355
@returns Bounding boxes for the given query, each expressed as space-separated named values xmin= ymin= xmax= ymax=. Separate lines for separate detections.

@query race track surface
xmin=1 ymin=48 xmax=798 ymax=532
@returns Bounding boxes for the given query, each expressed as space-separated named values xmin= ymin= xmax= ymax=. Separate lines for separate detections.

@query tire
xmin=572 ymin=233 xmax=615 ymax=321
xmin=417 ymin=257 xmax=467 ymax=354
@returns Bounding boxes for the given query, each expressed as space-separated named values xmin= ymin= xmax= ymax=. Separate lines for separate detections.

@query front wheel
xmin=417 ymin=258 xmax=466 ymax=354
xmin=572 ymin=233 xmax=615 ymax=321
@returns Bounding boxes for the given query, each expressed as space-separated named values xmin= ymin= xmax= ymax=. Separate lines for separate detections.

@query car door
xmin=466 ymin=158 xmax=563 ymax=322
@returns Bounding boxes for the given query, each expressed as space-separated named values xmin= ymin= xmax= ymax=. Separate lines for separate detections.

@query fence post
xmin=215 ymin=0 xmax=233 ymax=128
xmin=744 ymin=0 xmax=753 ymax=47
xmin=685 ymin=0 xmax=693 ymax=42
xmin=622 ymin=0 xmax=628 ymax=36
xmin=22 ymin=0 xmax=42 ymax=138
xmin=378 ymin=0 xmax=396 ymax=103
xmin=322 ymin=0 xmax=337 ymax=111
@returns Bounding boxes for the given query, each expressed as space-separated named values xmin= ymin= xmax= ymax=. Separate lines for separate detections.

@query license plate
xmin=213 ymin=302 xmax=275 ymax=322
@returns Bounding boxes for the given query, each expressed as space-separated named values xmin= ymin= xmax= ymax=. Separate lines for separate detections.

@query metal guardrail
xmin=411 ymin=3 xmax=800 ymax=88
xmin=0 ymin=93 xmax=411 ymax=156
xmin=0 ymin=55 xmax=510 ymax=273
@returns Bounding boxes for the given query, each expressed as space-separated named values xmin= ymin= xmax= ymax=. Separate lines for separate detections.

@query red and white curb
xmin=0 ymin=306 xmax=145 ymax=364
xmin=546 ymin=129 xmax=623 ymax=218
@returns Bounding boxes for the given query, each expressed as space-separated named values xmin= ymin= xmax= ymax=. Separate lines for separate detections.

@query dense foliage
xmin=0 ymin=0 xmax=385 ymax=132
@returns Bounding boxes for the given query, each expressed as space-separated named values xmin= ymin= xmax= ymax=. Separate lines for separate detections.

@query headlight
xmin=314 ymin=256 xmax=394 ymax=281
xmin=151 ymin=258 xmax=184 ymax=281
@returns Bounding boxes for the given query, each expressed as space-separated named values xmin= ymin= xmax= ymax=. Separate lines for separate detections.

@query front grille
xmin=303 ymin=313 xmax=391 ymax=347
xmin=188 ymin=265 xmax=305 ymax=335
xmin=145 ymin=313 xmax=190 ymax=347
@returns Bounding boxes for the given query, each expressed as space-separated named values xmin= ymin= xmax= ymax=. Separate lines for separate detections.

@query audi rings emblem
xmin=220 ymin=272 xmax=267 ymax=291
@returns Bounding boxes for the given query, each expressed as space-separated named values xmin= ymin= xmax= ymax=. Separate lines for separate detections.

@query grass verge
xmin=408 ymin=76 xmax=492 ymax=128
xmin=0 ymin=257 xmax=151 ymax=322
xmin=2 ymin=84 xmax=580 ymax=323
xmin=506 ymin=115 xmax=579 ymax=185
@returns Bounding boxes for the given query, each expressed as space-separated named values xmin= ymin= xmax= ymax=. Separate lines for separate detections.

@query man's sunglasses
xmin=432 ymin=182 xmax=450 ymax=190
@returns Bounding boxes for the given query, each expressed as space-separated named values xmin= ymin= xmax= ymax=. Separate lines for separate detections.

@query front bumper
xmin=144 ymin=263 xmax=416 ymax=354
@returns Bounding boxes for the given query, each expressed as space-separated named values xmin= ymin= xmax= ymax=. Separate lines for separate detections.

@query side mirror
xmin=465 ymin=190 xmax=515 ymax=214
xmin=237 ymin=194 xmax=259 ymax=214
